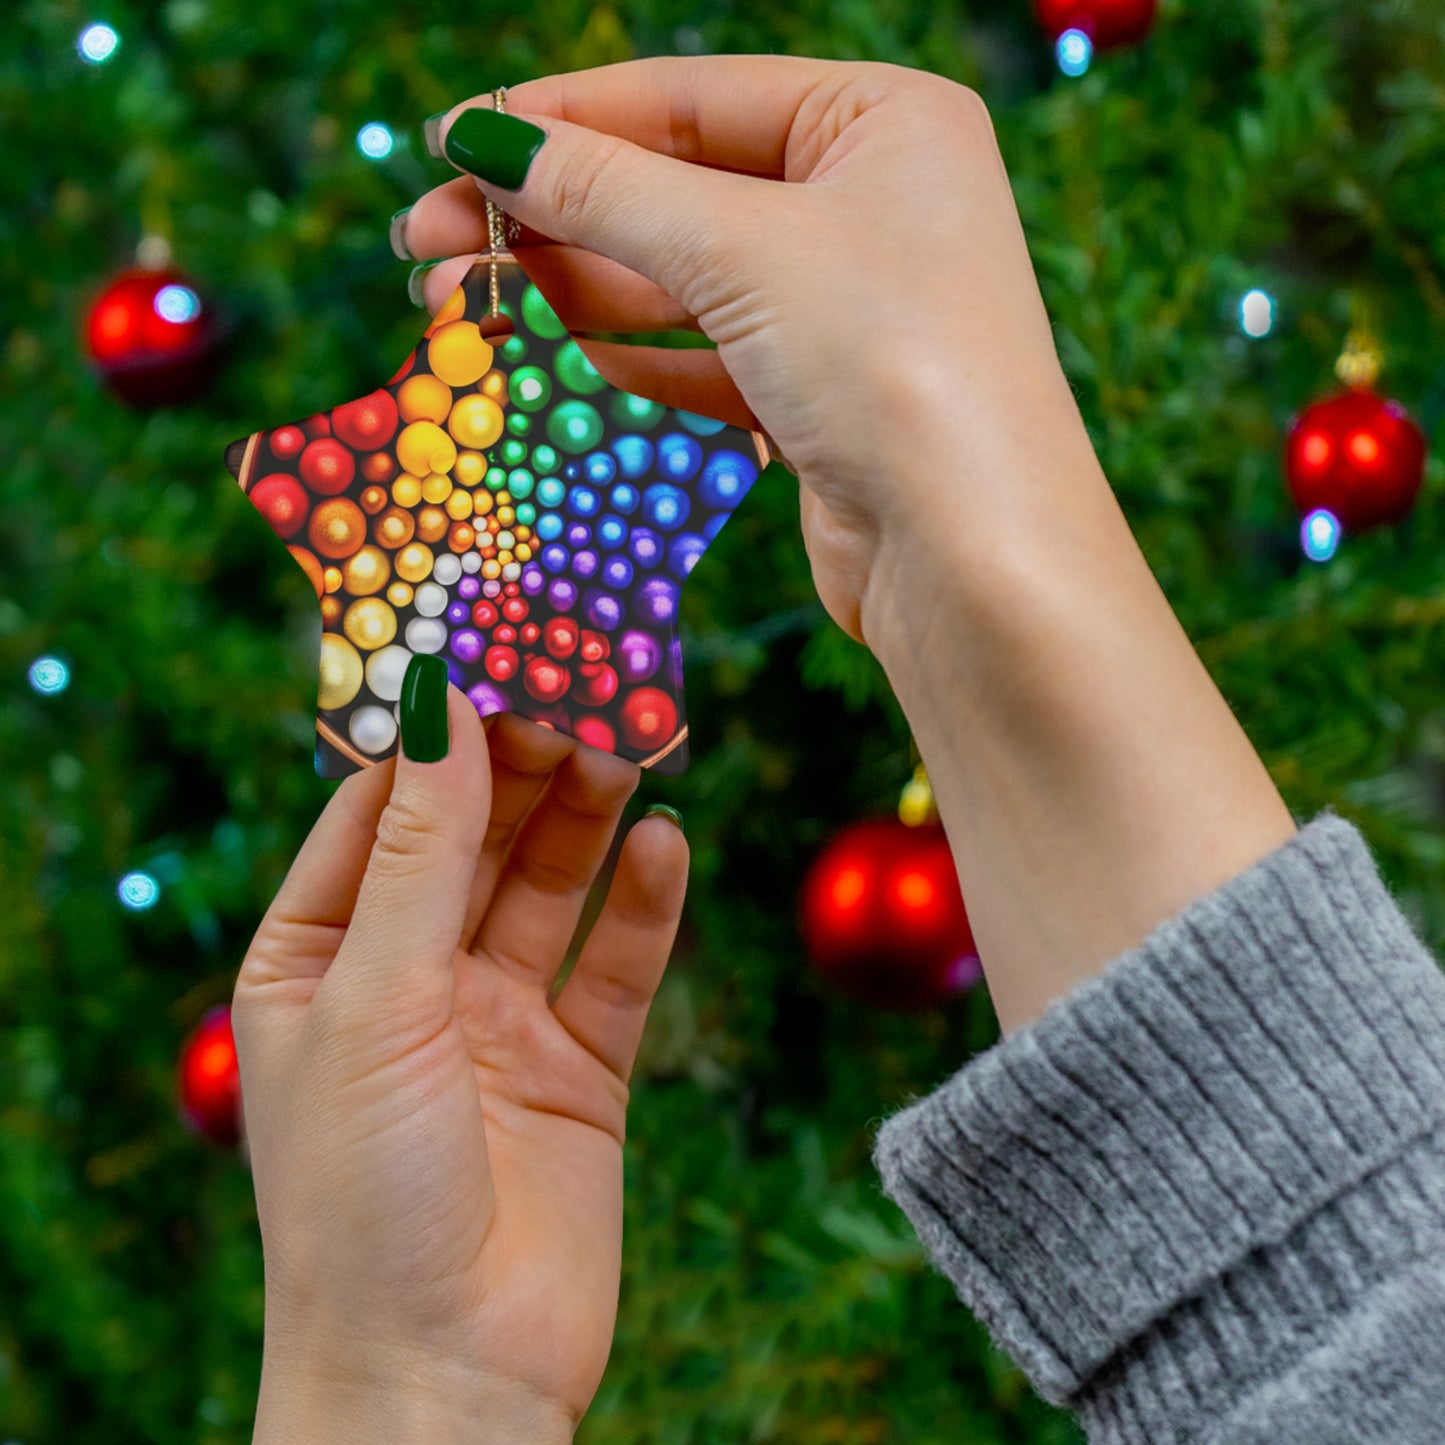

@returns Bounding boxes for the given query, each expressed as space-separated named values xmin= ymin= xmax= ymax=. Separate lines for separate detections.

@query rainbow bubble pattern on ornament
xmin=227 ymin=260 xmax=768 ymax=776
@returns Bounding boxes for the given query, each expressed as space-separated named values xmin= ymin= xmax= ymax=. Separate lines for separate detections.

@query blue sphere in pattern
xmin=629 ymin=527 xmax=663 ymax=568
xmin=699 ymin=450 xmax=758 ymax=510
xmin=536 ymin=513 xmax=564 ymax=542
xmin=596 ymin=514 xmax=628 ymax=550
xmin=565 ymin=521 xmax=592 ymax=549
xmin=568 ymin=485 xmax=601 ymax=518
xmin=703 ymin=512 xmax=730 ymax=541
xmin=657 ymin=433 xmax=704 ymax=482
xmin=541 ymin=543 xmax=569 ymax=574
xmin=642 ymin=483 xmax=689 ymax=532
xmin=537 ymin=476 xmax=566 ymax=508
xmin=602 ymin=554 xmax=634 ymax=590
xmin=584 ymin=452 xmax=616 ymax=485
xmin=667 ymin=532 xmax=708 ymax=581
xmin=564 ymin=463 xmax=581 ymax=479
xmin=610 ymin=482 xmax=640 ymax=514
xmin=585 ymin=588 xmax=624 ymax=631
xmin=613 ymin=434 xmax=654 ymax=479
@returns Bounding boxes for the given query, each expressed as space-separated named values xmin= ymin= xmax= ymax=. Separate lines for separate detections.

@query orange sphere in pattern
xmin=359 ymin=484 xmax=389 ymax=515
xmin=372 ymin=506 xmax=415 ymax=550
xmin=308 ymin=498 xmax=367 ymax=559
xmin=287 ymin=545 xmax=326 ymax=598
xmin=361 ymin=451 xmax=397 ymax=486
xmin=428 ymin=319 xmax=493 ymax=387
xmin=416 ymin=506 xmax=450 ymax=544
xmin=397 ymin=373 xmax=454 ymax=425
xmin=448 ymin=521 xmax=476 ymax=553
xmin=341 ymin=545 xmax=391 ymax=597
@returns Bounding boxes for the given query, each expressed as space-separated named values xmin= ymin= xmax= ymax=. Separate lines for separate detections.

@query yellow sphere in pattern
xmin=496 ymin=505 xmax=516 ymax=527
xmin=386 ymin=581 xmax=414 ymax=608
xmin=472 ymin=489 xmax=494 ymax=517
xmin=323 ymin=566 xmax=344 ymax=594
xmin=448 ymin=393 xmax=505 ymax=450
xmin=395 ymin=542 xmax=434 ymax=583
xmin=397 ymin=420 xmax=457 ymax=478
xmin=319 ymin=595 xmax=343 ymax=629
xmin=416 ymin=506 xmax=450 ymax=543
xmin=425 ymin=284 xmax=467 ymax=336
xmin=428 ymin=319 xmax=493 ymax=387
xmin=391 ymin=473 xmax=423 ymax=508
xmin=397 ymin=373 xmax=454 ymax=425
xmin=341 ymin=545 xmax=392 ymax=597
xmin=515 ymin=542 xmax=532 ymax=562
xmin=445 ymin=488 xmax=474 ymax=521
xmin=343 ymin=597 xmax=398 ymax=652
xmin=421 ymin=471 xmax=453 ymax=505
xmin=318 ymin=632 xmax=364 ymax=710
xmin=480 ymin=369 xmax=508 ymax=402
xmin=481 ymin=558 xmax=502 ymax=580
xmin=454 ymin=450 xmax=486 ymax=487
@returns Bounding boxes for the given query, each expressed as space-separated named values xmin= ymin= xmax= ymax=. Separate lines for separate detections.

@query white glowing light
xmin=118 ymin=871 xmax=161 ymax=910
xmin=357 ymin=123 xmax=395 ymax=159
xmin=1240 ymin=289 xmax=1275 ymax=338
xmin=28 ymin=657 xmax=70 ymax=695
xmin=1301 ymin=508 xmax=1341 ymax=563
xmin=1057 ymin=29 xmax=1093 ymax=77
xmin=78 ymin=23 xmax=119 ymax=64
xmin=154 ymin=284 xmax=201 ymax=324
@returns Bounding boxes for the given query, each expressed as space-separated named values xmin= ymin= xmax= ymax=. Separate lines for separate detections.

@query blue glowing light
xmin=78 ymin=23 xmax=119 ymax=64
xmin=1301 ymin=508 xmax=1341 ymax=563
xmin=118 ymin=871 xmax=161 ymax=910
xmin=356 ymin=123 xmax=395 ymax=159
xmin=1240 ymin=289 xmax=1275 ymax=338
xmin=28 ymin=657 xmax=70 ymax=695
xmin=1057 ymin=28 xmax=1093 ymax=77
xmin=154 ymin=284 xmax=201 ymax=324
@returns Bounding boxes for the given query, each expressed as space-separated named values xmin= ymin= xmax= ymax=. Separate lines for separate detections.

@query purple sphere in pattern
xmin=458 ymin=576 xmax=481 ymax=600
xmin=629 ymin=527 xmax=663 ymax=568
xmin=666 ymin=533 xmax=708 ymax=581
xmin=522 ymin=565 xmax=545 ymax=596
xmin=616 ymin=629 xmax=663 ymax=684
xmin=572 ymin=548 xmax=599 ymax=581
xmin=450 ymin=628 xmax=484 ymax=666
xmin=467 ymin=680 xmax=510 ymax=717
xmin=565 ymin=521 xmax=592 ymax=549
xmin=602 ymin=554 xmax=634 ymax=590
xmin=634 ymin=576 xmax=680 ymax=627
xmin=584 ymin=588 xmax=623 ymax=632
xmin=446 ymin=601 xmax=470 ymax=626
xmin=547 ymin=578 xmax=578 ymax=612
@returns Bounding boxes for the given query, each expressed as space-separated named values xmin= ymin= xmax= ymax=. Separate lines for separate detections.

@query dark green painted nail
xmin=389 ymin=207 xmax=413 ymax=262
xmin=407 ymin=262 xmax=437 ymax=308
xmin=423 ymin=112 xmax=446 ymax=160
xmin=645 ymin=803 xmax=684 ymax=834
xmin=400 ymin=654 xmax=449 ymax=762
xmin=443 ymin=106 xmax=546 ymax=191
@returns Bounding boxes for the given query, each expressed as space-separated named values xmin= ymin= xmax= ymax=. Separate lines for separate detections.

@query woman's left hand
xmin=234 ymin=693 xmax=688 ymax=1443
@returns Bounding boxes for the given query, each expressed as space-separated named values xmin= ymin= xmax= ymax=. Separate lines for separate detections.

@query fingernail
xmin=389 ymin=207 xmax=413 ymax=261
xmin=400 ymin=654 xmax=449 ymax=762
xmin=423 ymin=112 xmax=446 ymax=160
xmin=644 ymin=803 xmax=684 ymax=834
xmin=407 ymin=262 xmax=437 ymax=308
xmin=443 ymin=106 xmax=547 ymax=192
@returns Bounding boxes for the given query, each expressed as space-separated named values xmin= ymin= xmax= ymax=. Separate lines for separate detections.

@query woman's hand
xmin=399 ymin=56 xmax=1092 ymax=645
xmin=234 ymin=690 xmax=687 ymax=1443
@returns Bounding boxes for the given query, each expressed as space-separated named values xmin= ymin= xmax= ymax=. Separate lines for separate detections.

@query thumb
xmin=323 ymin=656 xmax=491 ymax=1026
xmin=436 ymin=98 xmax=768 ymax=319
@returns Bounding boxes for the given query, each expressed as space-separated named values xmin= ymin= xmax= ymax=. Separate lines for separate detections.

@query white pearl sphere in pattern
xmin=365 ymin=644 xmax=412 ymax=703
xmin=432 ymin=554 xmax=463 ymax=585
xmin=460 ymin=551 xmax=482 ymax=574
xmin=405 ymin=616 xmax=447 ymax=654
xmin=350 ymin=704 xmax=398 ymax=755
xmin=414 ymin=581 xmax=448 ymax=617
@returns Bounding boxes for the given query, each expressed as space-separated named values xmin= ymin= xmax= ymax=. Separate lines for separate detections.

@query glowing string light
xmin=356 ymin=123 xmax=395 ymax=159
xmin=28 ymin=657 xmax=70 ymax=695
xmin=78 ymin=23 xmax=119 ymax=64
xmin=1240 ymin=289 xmax=1275 ymax=338
xmin=118 ymin=871 xmax=161 ymax=910
xmin=1301 ymin=508 xmax=1341 ymax=563
xmin=154 ymin=284 xmax=201 ymax=324
xmin=1057 ymin=28 xmax=1093 ymax=77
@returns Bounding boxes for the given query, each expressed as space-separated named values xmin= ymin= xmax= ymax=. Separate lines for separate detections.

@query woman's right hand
xmin=398 ymin=56 xmax=1099 ymax=646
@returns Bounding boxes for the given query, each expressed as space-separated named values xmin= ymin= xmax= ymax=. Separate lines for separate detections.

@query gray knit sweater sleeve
xmin=871 ymin=809 xmax=1445 ymax=1442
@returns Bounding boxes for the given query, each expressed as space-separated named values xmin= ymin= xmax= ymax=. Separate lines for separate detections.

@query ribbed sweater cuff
xmin=871 ymin=810 xmax=1445 ymax=1411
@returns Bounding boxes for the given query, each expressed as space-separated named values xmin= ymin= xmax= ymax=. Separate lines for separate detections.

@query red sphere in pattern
xmin=84 ymin=268 xmax=218 ymax=406
xmin=1033 ymin=0 xmax=1157 ymax=47
xmin=544 ymin=617 xmax=579 ymax=660
xmin=298 ymin=437 xmax=356 ymax=496
xmin=269 ymin=425 xmax=306 ymax=462
xmin=573 ymin=716 xmax=616 ymax=753
xmin=524 ymin=655 xmax=572 ymax=704
xmin=249 ymin=474 xmax=310 ymax=539
xmin=485 ymin=645 xmax=519 ymax=683
xmin=178 ymin=1005 xmax=243 ymax=1147
xmin=618 ymin=686 xmax=677 ymax=750
xmin=471 ymin=600 xmax=500 ymax=630
xmin=331 ymin=389 xmax=399 ymax=452
xmin=502 ymin=597 xmax=530 ymax=624
xmin=1285 ymin=388 xmax=1427 ymax=533
xmin=579 ymin=630 xmax=610 ymax=665
xmin=520 ymin=622 xmax=541 ymax=646
xmin=799 ymin=818 xmax=980 ymax=1011
xmin=493 ymin=623 xmax=518 ymax=646
xmin=575 ymin=662 xmax=619 ymax=707
xmin=503 ymin=582 xmax=521 ymax=598
xmin=301 ymin=412 xmax=331 ymax=439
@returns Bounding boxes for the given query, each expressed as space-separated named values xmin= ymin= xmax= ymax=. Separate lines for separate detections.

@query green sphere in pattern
xmin=510 ymin=365 xmax=552 ymax=413
xmin=611 ymin=391 xmax=665 ymax=429
xmin=507 ymin=468 xmax=535 ymax=500
xmin=536 ymin=477 xmax=566 ymax=508
xmin=501 ymin=333 xmax=527 ymax=363
xmin=531 ymin=443 xmax=559 ymax=473
xmin=506 ymin=411 xmax=531 ymax=436
xmin=521 ymin=284 xmax=568 ymax=339
xmin=555 ymin=339 xmax=606 ymax=394
xmin=485 ymin=466 xmax=508 ymax=492
xmin=515 ymin=501 xmax=537 ymax=526
xmin=547 ymin=400 xmax=604 ymax=454
xmin=501 ymin=438 xmax=529 ymax=466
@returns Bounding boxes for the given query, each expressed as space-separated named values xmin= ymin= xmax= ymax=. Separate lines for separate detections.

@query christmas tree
xmin=3 ymin=1 xmax=1443 ymax=1441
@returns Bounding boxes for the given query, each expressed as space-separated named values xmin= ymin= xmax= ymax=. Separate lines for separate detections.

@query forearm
xmin=860 ymin=397 xmax=1297 ymax=1034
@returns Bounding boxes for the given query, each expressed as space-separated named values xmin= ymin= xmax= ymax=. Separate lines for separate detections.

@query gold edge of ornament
xmin=317 ymin=714 xmax=374 ymax=769
xmin=235 ymin=431 xmax=262 ymax=493
xmin=640 ymin=724 xmax=688 ymax=770
xmin=750 ymin=431 xmax=771 ymax=469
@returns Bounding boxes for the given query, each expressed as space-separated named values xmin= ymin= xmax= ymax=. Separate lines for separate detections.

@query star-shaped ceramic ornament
xmin=226 ymin=257 xmax=769 ymax=777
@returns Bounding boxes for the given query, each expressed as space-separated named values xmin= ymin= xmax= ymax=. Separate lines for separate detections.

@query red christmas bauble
xmin=331 ymin=389 xmax=399 ymax=452
xmin=269 ymin=425 xmax=306 ymax=463
xmin=524 ymin=655 xmax=572 ymax=703
xmin=618 ymin=686 xmax=677 ymax=750
xmin=248 ymin=473 xmax=310 ymax=539
xmin=799 ymin=818 xmax=981 ymax=1010
xmin=178 ymin=1006 xmax=242 ymax=1147
xmin=1034 ymin=0 xmax=1157 ymax=48
xmin=85 ymin=267 xmax=219 ymax=407
xmin=298 ymin=437 xmax=357 ymax=496
xmin=1285 ymin=388 xmax=1427 ymax=533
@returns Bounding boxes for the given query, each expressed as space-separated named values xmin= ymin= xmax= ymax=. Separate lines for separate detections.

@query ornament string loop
xmin=485 ymin=87 xmax=523 ymax=322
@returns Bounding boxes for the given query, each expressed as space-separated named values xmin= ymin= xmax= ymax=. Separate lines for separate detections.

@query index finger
xmin=453 ymin=54 xmax=849 ymax=179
